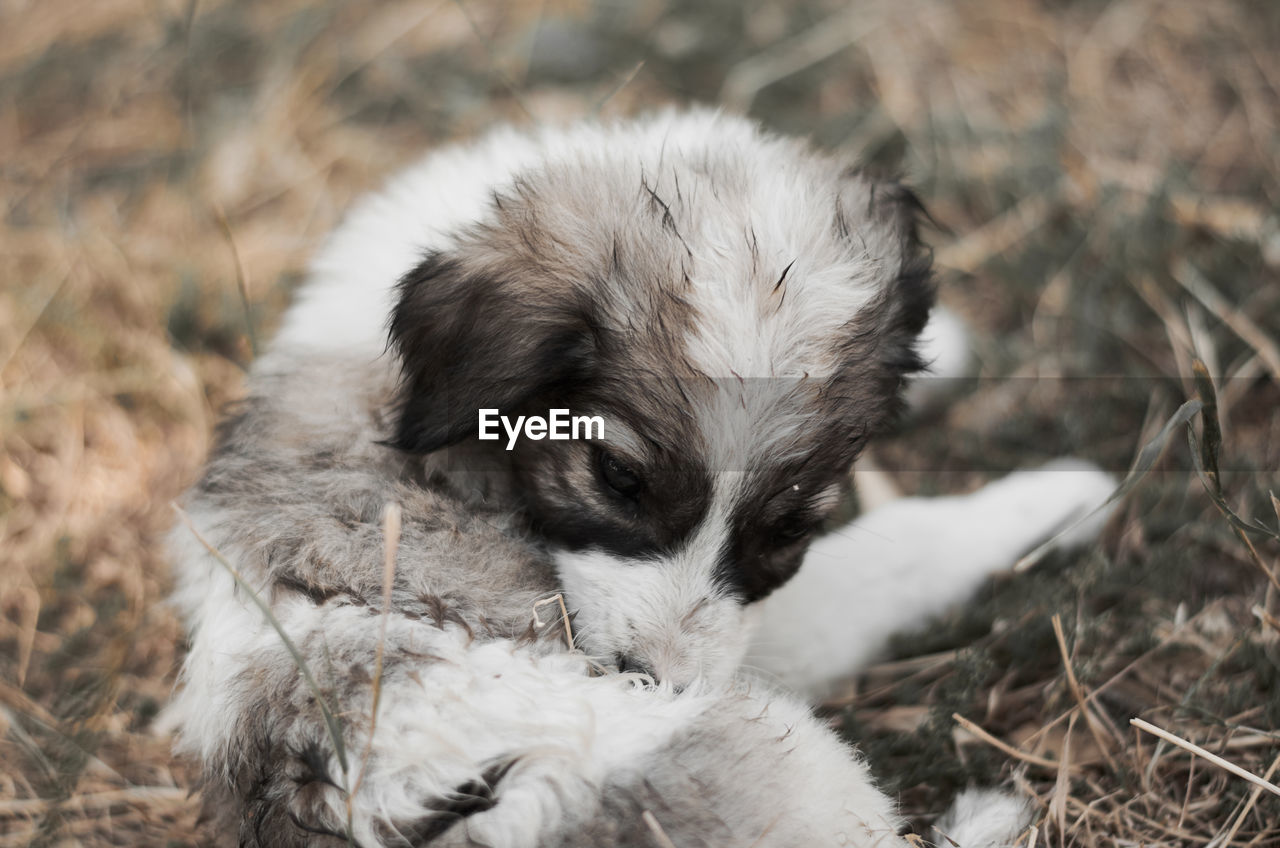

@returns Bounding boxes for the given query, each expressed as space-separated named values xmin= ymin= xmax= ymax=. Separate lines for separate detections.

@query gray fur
xmin=168 ymin=111 xmax=932 ymax=847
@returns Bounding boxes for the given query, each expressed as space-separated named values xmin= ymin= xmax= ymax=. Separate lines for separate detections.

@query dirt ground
xmin=1 ymin=0 xmax=1278 ymax=845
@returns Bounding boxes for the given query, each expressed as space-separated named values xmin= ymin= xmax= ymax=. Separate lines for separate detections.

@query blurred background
xmin=1 ymin=0 xmax=1278 ymax=844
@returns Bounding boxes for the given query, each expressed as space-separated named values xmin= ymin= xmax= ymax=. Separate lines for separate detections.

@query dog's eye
xmin=597 ymin=451 xmax=643 ymax=499
xmin=771 ymin=517 xmax=815 ymax=546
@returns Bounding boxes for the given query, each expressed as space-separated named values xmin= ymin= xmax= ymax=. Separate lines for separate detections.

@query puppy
xmin=167 ymin=109 xmax=1113 ymax=846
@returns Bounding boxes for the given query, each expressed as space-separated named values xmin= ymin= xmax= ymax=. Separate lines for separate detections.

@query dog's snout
xmin=615 ymin=653 xmax=654 ymax=679
xmin=614 ymin=654 xmax=692 ymax=693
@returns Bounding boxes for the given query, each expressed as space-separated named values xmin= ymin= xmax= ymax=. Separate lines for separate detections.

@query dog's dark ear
xmin=836 ymin=169 xmax=935 ymax=379
xmin=387 ymin=251 xmax=593 ymax=454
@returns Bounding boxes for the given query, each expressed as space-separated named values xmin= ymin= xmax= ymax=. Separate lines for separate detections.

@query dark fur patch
xmin=839 ymin=171 xmax=937 ymax=388
xmin=380 ymin=760 xmax=515 ymax=846
xmin=387 ymin=253 xmax=597 ymax=455
xmin=717 ymin=173 xmax=936 ymax=602
xmin=827 ymin=172 xmax=936 ymax=444
xmin=385 ymin=157 xmax=935 ymax=605
xmin=274 ymin=573 xmax=345 ymax=605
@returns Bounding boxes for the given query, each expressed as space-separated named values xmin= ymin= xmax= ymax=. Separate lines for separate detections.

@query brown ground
xmin=1 ymin=0 xmax=1278 ymax=845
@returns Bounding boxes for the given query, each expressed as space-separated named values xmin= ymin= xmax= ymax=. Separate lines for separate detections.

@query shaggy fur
xmin=167 ymin=109 xmax=1114 ymax=846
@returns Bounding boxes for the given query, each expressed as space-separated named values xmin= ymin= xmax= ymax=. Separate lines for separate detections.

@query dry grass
xmin=1 ymin=0 xmax=1277 ymax=844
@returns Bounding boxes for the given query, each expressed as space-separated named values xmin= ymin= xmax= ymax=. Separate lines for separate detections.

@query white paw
xmin=934 ymin=789 xmax=1034 ymax=848
xmin=906 ymin=305 xmax=974 ymax=412
xmin=975 ymin=457 xmax=1117 ymax=565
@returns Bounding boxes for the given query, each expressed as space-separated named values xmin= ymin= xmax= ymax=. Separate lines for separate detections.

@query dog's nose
xmin=614 ymin=654 xmax=689 ymax=693
xmin=615 ymin=653 xmax=655 ymax=679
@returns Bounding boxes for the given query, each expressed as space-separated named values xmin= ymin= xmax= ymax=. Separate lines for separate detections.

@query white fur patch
xmin=933 ymin=789 xmax=1035 ymax=848
xmin=747 ymin=460 xmax=1116 ymax=697
xmin=554 ymin=475 xmax=748 ymax=689
xmin=905 ymin=304 xmax=974 ymax=411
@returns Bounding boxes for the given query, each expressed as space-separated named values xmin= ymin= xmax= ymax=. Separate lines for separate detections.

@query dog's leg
xmin=167 ymin=354 xmax=910 ymax=847
xmin=162 ymin=355 xmax=557 ymax=846
xmin=746 ymin=459 xmax=1115 ymax=697
xmin=170 ymin=514 xmax=910 ymax=848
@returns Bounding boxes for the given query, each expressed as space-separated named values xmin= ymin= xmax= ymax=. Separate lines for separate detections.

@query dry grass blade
xmin=532 ymin=593 xmax=575 ymax=650
xmin=1016 ymin=397 xmax=1204 ymax=572
xmin=1185 ymin=362 xmax=1280 ymax=601
xmin=592 ymin=60 xmax=646 ymax=115
xmin=373 ymin=501 xmax=401 ymax=719
xmin=0 ymin=268 xmax=72 ymax=376
xmin=1191 ymin=360 xmax=1224 ymax=489
xmin=1129 ymin=274 xmax=1197 ymax=395
xmin=1172 ymin=261 xmax=1280 ymax=384
xmin=212 ymin=203 xmax=257 ymax=359
xmin=719 ymin=6 xmax=871 ymax=111
xmin=934 ymin=180 xmax=1064 ymax=275
xmin=1257 ymin=605 xmax=1280 ymax=637
xmin=171 ymin=505 xmax=350 ymax=776
xmin=1187 ymin=363 xmax=1279 ymax=538
xmin=1049 ymin=710 xmax=1074 ymax=843
xmin=952 ymin=713 xmax=1081 ymax=774
xmin=1131 ymin=719 xmax=1280 ymax=800
xmin=1051 ymin=614 xmax=1121 ymax=772
xmin=1168 ymin=194 xmax=1280 ymax=264
xmin=1213 ymin=752 xmax=1280 ymax=847
xmin=347 ymin=502 xmax=401 ymax=836
xmin=641 ymin=810 xmax=679 ymax=848
xmin=449 ymin=0 xmax=535 ymax=121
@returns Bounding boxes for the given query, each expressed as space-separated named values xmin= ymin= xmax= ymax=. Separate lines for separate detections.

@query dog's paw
xmin=975 ymin=457 xmax=1117 ymax=559
xmin=1032 ymin=457 xmax=1118 ymax=551
xmin=933 ymin=789 xmax=1034 ymax=848
xmin=905 ymin=305 xmax=974 ymax=412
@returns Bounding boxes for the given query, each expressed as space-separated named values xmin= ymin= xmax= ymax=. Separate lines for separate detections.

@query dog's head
xmin=387 ymin=114 xmax=933 ymax=689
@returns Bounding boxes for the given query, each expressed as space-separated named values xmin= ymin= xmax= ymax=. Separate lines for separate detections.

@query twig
xmin=1130 ymin=718 xmax=1280 ymax=799
xmin=1172 ymin=260 xmax=1280 ymax=384
xmin=373 ymin=502 xmax=401 ymax=714
xmin=1254 ymin=604 xmax=1280 ymax=634
xmin=212 ymin=202 xmax=258 ymax=358
xmin=532 ymin=593 xmax=574 ymax=649
xmin=1213 ymin=751 xmax=1280 ymax=848
xmin=1049 ymin=711 xmax=1074 ymax=843
xmin=348 ymin=502 xmax=401 ymax=827
xmin=641 ymin=810 xmax=679 ymax=848
xmin=592 ymin=60 xmax=645 ymax=116
xmin=1052 ymin=614 xmax=1122 ymax=772
xmin=953 ymin=713 xmax=1081 ymax=774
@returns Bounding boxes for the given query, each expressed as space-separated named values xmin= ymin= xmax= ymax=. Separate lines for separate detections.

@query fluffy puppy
xmin=167 ymin=109 xmax=1113 ymax=847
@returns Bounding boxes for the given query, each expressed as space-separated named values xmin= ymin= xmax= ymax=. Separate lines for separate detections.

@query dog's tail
xmin=932 ymin=789 xmax=1035 ymax=847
